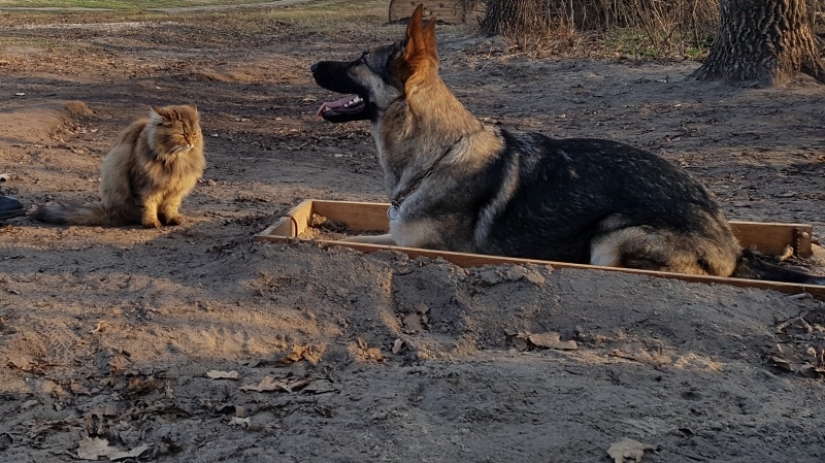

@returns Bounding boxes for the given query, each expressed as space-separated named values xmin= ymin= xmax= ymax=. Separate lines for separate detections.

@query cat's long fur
xmin=33 ymin=104 xmax=205 ymax=228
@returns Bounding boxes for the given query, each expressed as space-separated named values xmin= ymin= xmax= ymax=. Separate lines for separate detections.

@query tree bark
xmin=693 ymin=0 xmax=825 ymax=86
xmin=479 ymin=0 xmax=547 ymax=37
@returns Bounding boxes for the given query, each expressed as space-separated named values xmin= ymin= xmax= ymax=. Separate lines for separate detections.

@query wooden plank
xmin=254 ymin=218 xmax=289 ymax=242
xmin=253 ymin=199 xmax=825 ymax=299
xmin=267 ymin=200 xmax=813 ymax=257
xmin=312 ymin=201 xmax=390 ymax=232
xmin=252 ymin=199 xmax=313 ymax=241
xmin=730 ymin=221 xmax=813 ymax=257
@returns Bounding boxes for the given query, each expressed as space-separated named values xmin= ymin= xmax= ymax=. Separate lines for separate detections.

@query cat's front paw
xmin=142 ymin=218 xmax=161 ymax=229
xmin=164 ymin=215 xmax=184 ymax=226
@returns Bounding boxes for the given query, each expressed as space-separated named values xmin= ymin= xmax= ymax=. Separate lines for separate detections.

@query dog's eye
xmin=359 ymin=54 xmax=368 ymax=64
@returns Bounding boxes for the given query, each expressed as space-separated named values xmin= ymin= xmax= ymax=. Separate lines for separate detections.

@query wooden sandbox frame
xmin=254 ymin=200 xmax=825 ymax=300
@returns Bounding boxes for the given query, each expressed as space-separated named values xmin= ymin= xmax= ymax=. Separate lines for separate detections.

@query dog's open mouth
xmin=316 ymin=94 xmax=366 ymax=121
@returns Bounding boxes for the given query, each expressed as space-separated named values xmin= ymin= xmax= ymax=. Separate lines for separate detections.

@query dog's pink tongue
xmin=317 ymin=95 xmax=357 ymax=116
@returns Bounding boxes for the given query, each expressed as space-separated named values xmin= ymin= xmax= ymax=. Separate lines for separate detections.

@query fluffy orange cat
xmin=33 ymin=104 xmax=205 ymax=228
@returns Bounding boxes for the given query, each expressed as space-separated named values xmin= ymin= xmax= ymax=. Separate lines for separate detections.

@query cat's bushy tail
xmin=31 ymin=202 xmax=118 ymax=226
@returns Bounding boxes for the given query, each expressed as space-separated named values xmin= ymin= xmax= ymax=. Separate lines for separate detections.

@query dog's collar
xmin=387 ymin=140 xmax=460 ymax=220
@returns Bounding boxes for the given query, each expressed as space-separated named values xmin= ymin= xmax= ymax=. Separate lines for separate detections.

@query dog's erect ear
xmin=401 ymin=4 xmax=438 ymax=79
xmin=404 ymin=4 xmax=425 ymax=47
xmin=422 ymin=11 xmax=437 ymax=59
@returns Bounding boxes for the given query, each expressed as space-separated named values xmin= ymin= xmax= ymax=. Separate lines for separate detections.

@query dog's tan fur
xmin=32 ymin=104 xmax=205 ymax=228
xmin=349 ymin=12 xmax=505 ymax=251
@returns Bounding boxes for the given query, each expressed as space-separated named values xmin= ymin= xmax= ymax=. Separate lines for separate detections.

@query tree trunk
xmin=479 ymin=0 xmax=547 ymax=37
xmin=693 ymin=0 xmax=825 ymax=86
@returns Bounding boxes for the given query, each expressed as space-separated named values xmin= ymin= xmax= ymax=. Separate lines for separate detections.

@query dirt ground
xmin=1 ymin=1 xmax=825 ymax=462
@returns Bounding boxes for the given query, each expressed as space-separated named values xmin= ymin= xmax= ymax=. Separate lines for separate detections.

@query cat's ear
xmin=150 ymin=106 xmax=172 ymax=126
xmin=186 ymin=104 xmax=200 ymax=124
xmin=150 ymin=106 xmax=164 ymax=120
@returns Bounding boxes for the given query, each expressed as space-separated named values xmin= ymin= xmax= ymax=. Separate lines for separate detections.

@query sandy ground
xmin=1 ymin=2 xmax=825 ymax=462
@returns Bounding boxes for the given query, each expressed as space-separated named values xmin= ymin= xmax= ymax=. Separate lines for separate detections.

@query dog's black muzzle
xmin=311 ymin=60 xmax=373 ymax=123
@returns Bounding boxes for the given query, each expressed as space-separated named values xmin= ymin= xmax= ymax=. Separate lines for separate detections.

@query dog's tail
xmin=31 ymin=201 xmax=118 ymax=226
xmin=733 ymin=248 xmax=825 ymax=285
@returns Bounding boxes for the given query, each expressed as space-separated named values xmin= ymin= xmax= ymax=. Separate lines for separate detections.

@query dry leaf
xmin=70 ymin=381 xmax=91 ymax=395
xmin=356 ymin=336 xmax=385 ymax=362
xmin=506 ymin=329 xmax=577 ymax=351
xmin=8 ymin=355 xmax=34 ymax=371
xmin=301 ymin=380 xmax=338 ymax=394
xmin=21 ymin=400 xmax=38 ymax=410
xmin=240 ymin=375 xmax=311 ymax=393
xmin=89 ymin=321 xmax=106 ymax=334
xmin=76 ymin=437 xmax=149 ymax=461
xmin=280 ymin=344 xmax=323 ymax=365
xmin=89 ymin=404 xmax=119 ymax=418
xmin=363 ymin=347 xmax=384 ymax=361
xmin=240 ymin=376 xmax=290 ymax=392
xmin=528 ymin=332 xmax=578 ymax=351
xmin=402 ymin=313 xmax=423 ymax=333
xmin=107 ymin=354 xmax=131 ymax=374
xmin=282 ymin=345 xmax=306 ymax=364
xmin=206 ymin=370 xmax=240 ymax=380
xmin=126 ymin=376 xmax=161 ymax=395
xmin=301 ymin=345 xmax=323 ymax=365
xmin=607 ymin=437 xmax=655 ymax=463
xmin=610 ymin=349 xmax=658 ymax=364
xmin=392 ymin=338 xmax=404 ymax=354
xmin=769 ymin=355 xmax=794 ymax=372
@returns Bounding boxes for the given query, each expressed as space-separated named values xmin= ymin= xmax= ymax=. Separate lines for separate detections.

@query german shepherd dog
xmin=311 ymin=4 xmax=823 ymax=283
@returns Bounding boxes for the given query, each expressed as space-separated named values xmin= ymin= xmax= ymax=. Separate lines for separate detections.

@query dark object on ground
xmin=0 ymin=173 xmax=25 ymax=222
